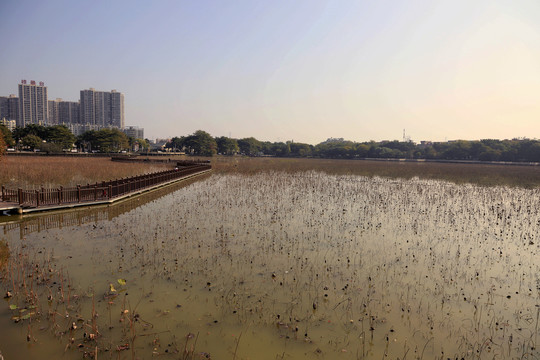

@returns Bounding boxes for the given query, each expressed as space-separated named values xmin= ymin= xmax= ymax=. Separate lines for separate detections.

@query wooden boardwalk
xmin=0 ymin=164 xmax=211 ymax=215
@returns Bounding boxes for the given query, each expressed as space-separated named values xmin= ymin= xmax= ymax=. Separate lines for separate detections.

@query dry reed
xmin=0 ymin=156 xmax=170 ymax=189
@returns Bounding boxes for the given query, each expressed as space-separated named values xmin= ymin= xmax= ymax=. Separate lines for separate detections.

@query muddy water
xmin=1 ymin=172 xmax=539 ymax=359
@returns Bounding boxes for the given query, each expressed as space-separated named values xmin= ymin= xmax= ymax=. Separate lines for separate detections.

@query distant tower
xmin=18 ymin=80 xmax=48 ymax=126
xmin=402 ymin=129 xmax=411 ymax=142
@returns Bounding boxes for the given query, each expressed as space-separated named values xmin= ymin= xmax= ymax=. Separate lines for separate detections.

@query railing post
xmin=94 ymin=186 xmax=97 ymax=201
xmin=1 ymin=186 xmax=4 ymax=201
xmin=58 ymin=187 xmax=62 ymax=205
xmin=77 ymin=185 xmax=81 ymax=203
xmin=18 ymin=188 xmax=23 ymax=205
xmin=108 ymin=185 xmax=112 ymax=199
xmin=35 ymin=190 xmax=40 ymax=207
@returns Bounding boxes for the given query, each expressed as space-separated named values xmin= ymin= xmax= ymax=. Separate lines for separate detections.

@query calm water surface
xmin=1 ymin=172 xmax=539 ymax=359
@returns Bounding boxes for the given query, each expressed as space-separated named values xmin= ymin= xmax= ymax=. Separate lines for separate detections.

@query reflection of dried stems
xmin=233 ymin=331 xmax=242 ymax=360
xmin=0 ymin=240 xmax=9 ymax=271
xmin=182 ymin=332 xmax=199 ymax=360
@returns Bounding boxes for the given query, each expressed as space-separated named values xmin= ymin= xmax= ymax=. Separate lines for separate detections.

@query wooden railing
xmin=1 ymin=164 xmax=211 ymax=208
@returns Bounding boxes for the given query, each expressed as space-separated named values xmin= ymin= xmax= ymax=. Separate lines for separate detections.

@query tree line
xmin=0 ymin=124 xmax=149 ymax=154
xmin=166 ymin=130 xmax=540 ymax=163
xmin=2 ymin=125 xmax=540 ymax=163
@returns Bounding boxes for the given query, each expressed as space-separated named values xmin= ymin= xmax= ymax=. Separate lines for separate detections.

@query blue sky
xmin=1 ymin=0 xmax=540 ymax=144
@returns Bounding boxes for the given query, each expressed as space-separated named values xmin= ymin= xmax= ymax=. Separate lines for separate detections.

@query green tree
xmin=45 ymin=125 xmax=76 ymax=149
xmin=77 ymin=129 xmax=129 ymax=152
xmin=22 ymin=134 xmax=42 ymax=150
xmin=238 ymin=137 xmax=262 ymax=156
xmin=13 ymin=124 xmax=48 ymax=141
xmin=0 ymin=125 xmax=15 ymax=147
xmin=135 ymin=138 xmax=149 ymax=151
xmin=95 ymin=128 xmax=130 ymax=152
xmin=184 ymin=130 xmax=217 ymax=156
xmin=355 ymin=143 xmax=370 ymax=157
xmin=269 ymin=142 xmax=290 ymax=157
xmin=289 ymin=142 xmax=312 ymax=157
xmin=215 ymin=136 xmax=239 ymax=155
xmin=76 ymin=130 xmax=97 ymax=152
xmin=165 ymin=136 xmax=185 ymax=151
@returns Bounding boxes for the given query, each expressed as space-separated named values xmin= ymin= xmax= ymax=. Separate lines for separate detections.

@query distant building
xmin=80 ymin=88 xmax=124 ymax=128
xmin=0 ymin=118 xmax=16 ymax=132
xmin=418 ymin=141 xmax=433 ymax=148
xmin=67 ymin=123 xmax=104 ymax=137
xmin=0 ymin=95 xmax=20 ymax=122
xmin=48 ymin=98 xmax=82 ymax=126
xmin=7 ymin=95 xmax=19 ymax=121
xmin=0 ymin=97 xmax=9 ymax=120
xmin=152 ymin=138 xmax=170 ymax=151
xmin=58 ymin=100 xmax=80 ymax=125
xmin=1 ymin=81 xmax=127 ymax=136
xmin=110 ymin=90 xmax=124 ymax=128
xmin=18 ymin=80 xmax=48 ymax=127
xmin=48 ymin=99 xmax=60 ymax=125
xmin=322 ymin=137 xmax=345 ymax=144
xmin=123 ymin=125 xmax=144 ymax=139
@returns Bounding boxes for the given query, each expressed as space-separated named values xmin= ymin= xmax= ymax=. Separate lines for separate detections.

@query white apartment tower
xmin=80 ymin=88 xmax=124 ymax=128
xmin=18 ymin=80 xmax=48 ymax=126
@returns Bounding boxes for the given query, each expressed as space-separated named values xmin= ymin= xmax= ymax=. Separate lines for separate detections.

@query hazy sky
xmin=1 ymin=0 xmax=540 ymax=144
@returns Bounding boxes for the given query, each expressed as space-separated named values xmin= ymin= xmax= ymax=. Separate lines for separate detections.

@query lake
xmin=1 ymin=171 xmax=539 ymax=359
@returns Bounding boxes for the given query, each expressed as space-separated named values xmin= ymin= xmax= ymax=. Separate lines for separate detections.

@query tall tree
xmin=22 ymin=134 xmax=42 ymax=150
xmin=76 ymin=129 xmax=129 ymax=152
xmin=238 ymin=137 xmax=262 ymax=156
xmin=184 ymin=130 xmax=217 ymax=156
xmin=45 ymin=125 xmax=76 ymax=149
xmin=165 ymin=136 xmax=185 ymax=151
xmin=215 ymin=136 xmax=239 ymax=155
xmin=0 ymin=125 xmax=15 ymax=147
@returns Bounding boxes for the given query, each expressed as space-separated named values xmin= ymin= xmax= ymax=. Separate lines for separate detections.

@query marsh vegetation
xmin=1 ymin=166 xmax=539 ymax=359
xmin=3 ymin=155 xmax=540 ymax=189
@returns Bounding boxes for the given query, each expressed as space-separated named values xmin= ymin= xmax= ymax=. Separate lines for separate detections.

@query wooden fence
xmin=1 ymin=163 xmax=211 ymax=208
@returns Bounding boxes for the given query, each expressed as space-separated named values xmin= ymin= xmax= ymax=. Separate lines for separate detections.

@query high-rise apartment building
xmin=80 ymin=88 xmax=124 ymax=128
xmin=3 ymin=82 xmax=128 ymax=135
xmin=8 ymin=95 xmax=19 ymax=121
xmin=47 ymin=98 xmax=80 ymax=125
xmin=0 ymin=97 xmax=9 ymax=120
xmin=18 ymin=80 xmax=48 ymax=126
xmin=1 ymin=95 xmax=19 ymax=122
xmin=110 ymin=90 xmax=124 ymax=128
xmin=48 ymin=99 xmax=60 ymax=125
xmin=58 ymin=100 xmax=80 ymax=125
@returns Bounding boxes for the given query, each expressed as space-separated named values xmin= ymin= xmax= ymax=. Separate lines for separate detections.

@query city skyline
xmin=1 ymin=80 xmax=125 ymax=135
xmin=1 ymin=1 xmax=540 ymax=144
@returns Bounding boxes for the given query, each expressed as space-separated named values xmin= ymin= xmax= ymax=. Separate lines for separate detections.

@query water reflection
xmin=0 ymin=173 xmax=211 ymax=239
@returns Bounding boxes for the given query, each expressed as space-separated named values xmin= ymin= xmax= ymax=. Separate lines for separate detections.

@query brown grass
xmin=0 ymin=156 xmax=170 ymax=189
xmin=209 ymin=156 xmax=540 ymax=188
xmin=1 ymin=155 xmax=540 ymax=189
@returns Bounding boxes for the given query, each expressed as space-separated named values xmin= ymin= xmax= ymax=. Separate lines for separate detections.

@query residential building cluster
xmin=0 ymin=80 xmax=143 ymax=138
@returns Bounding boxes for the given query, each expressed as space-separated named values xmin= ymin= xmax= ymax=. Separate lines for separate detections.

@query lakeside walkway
xmin=0 ymin=164 xmax=211 ymax=216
